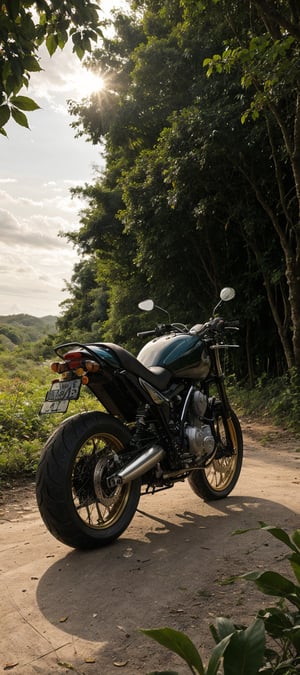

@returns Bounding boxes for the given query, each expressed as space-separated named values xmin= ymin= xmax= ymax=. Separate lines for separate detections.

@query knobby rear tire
xmin=36 ymin=411 xmax=141 ymax=549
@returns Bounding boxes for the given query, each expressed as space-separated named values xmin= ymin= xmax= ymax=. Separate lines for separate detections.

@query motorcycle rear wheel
xmin=188 ymin=408 xmax=243 ymax=500
xmin=36 ymin=411 xmax=141 ymax=549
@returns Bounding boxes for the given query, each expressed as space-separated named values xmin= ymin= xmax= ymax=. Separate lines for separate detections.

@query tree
xmin=0 ymin=0 xmax=102 ymax=135
xmin=201 ymin=0 xmax=300 ymax=370
xmin=59 ymin=0 xmax=297 ymax=384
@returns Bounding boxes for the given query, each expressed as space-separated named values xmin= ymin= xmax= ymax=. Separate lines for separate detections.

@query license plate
xmin=40 ymin=379 xmax=81 ymax=414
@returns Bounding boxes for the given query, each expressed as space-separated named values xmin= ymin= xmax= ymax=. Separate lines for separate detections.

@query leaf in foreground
xmin=223 ymin=618 xmax=265 ymax=675
xmin=141 ymin=627 xmax=204 ymax=674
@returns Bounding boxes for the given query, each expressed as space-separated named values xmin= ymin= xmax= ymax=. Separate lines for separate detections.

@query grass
xmin=228 ymin=372 xmax=300 ymax=433
xmin=0 ymin=350 xmax=100 ymax=480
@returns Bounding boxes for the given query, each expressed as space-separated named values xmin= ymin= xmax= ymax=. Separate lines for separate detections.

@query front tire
xmin=188 ymin=408 xmax=243 ymax=500
xmin=36 ymin=411 xmax=141 ymax=549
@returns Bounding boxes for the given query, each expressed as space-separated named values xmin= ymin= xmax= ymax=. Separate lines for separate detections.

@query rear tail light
xmin=63 ymin=351 xmax=84 ymax=370
xmin=50 ymin=353 xmax=100 ymax=377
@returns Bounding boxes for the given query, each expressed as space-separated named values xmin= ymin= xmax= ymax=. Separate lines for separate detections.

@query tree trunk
xmin=285 ymin=236 xmax=300 ymax=368
xmin=263 ymin=273 xmax=295 ymax=370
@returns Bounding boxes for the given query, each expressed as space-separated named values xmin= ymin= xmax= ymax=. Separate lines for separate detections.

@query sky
xmin=0 ymin=3 xmax=120 ymax=318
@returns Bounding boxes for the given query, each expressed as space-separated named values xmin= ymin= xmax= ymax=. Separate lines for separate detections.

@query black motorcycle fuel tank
xmin=137 ymin=333 xmax=211 ymax=379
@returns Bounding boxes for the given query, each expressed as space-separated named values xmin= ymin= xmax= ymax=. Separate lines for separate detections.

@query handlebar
xmin=196 ymin=318 xmax=240 ymax=337
xmin=137 ymin=329 xmax=157 ymax=338
xmin=210 ymin=318 xmax=239 ymax=331
xmin=137 ymin=318 xmax=239 ymax=340
xmin=137 ymin=323 xmax=174 ymax=338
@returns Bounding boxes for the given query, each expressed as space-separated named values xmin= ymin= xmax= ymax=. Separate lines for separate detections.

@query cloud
xmin=0 ymin=180 xmax=87 ymax=214
xmin=0 ymin=189 xmax=17 ymax=204
xmin=0 ymin=190 xmax=44 ymax=209
xmin=0 ymin=208 xmax=71 ymax=249
xmin=0 ymin=233 xmax=78 ymax=316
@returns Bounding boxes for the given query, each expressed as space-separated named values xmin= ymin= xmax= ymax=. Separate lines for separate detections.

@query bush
xmin=228 ymin=372 xmax=300 ymax=433
xmin=0 ymin=351 xmax=100 ymax=480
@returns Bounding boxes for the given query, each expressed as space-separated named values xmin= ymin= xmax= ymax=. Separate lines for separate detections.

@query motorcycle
xmin=36 ymin=287 xmax=243 ymax=549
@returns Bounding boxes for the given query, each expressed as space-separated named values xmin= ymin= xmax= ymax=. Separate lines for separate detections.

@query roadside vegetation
xmin=0 ymin=336 xmax=299 ymax=483
xmin=0 ymin=318 xmax=101 ymax=482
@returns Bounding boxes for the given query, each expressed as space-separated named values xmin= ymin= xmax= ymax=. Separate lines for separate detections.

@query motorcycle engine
xmin=185 ymin=390 xmax=215 ymax=462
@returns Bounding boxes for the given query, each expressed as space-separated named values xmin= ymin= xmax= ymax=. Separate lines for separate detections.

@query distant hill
xmin=0 ymin=314 xmax=57 ymax=348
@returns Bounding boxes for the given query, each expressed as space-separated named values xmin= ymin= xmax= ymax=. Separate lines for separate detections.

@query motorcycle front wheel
xmin=36 ymin=411 xmax=141 ymax=549
xmin=188 ymin=408 xmax=243 ymax=500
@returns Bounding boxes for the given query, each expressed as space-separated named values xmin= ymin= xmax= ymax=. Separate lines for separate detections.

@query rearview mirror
xmin=138 ymin=299 xmax=154 ymax=312
xmin=220 ymin=287 xmax=235 ymax=302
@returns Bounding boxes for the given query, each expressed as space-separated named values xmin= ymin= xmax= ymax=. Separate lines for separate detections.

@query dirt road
xmin=0 ymin=418 xmax=299 ymax=674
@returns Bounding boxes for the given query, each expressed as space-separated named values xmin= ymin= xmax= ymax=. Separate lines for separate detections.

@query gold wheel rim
xmin=71 ymin=432 xmax=131 ymax=530
xmin=204 ymin=453 xmax=238 ymax=492
xmin=204 ymin=416 xmax=238 ymax=492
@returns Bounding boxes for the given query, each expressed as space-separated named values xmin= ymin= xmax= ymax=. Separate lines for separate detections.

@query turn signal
xmin=50 ymin=361 xmax=69 ymax=374
xmin=85 ymin=360 xmax=100 ymax=373
xmin=82 ymin=375 xmax=89 ymax=385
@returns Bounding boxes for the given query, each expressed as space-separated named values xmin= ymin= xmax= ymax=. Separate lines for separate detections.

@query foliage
xmin=0 ymin=0 xmax=102 ymax=134
xmin=199 ymin=0 xmax=300 ymax=372
xmin=142 ymin=524 xmax=300 ymax=674
xmin=0 ymin=349 xmax=100 ymax=481
xmin=56 ymin=0 xmax=300 ymax=385
xmin=0 ymin=337 xmax=298 ymax=482
xmin=0 ymin=314 xmax=57 ymax=349
xmin=227 ymin=372 xmax=300 ymax=433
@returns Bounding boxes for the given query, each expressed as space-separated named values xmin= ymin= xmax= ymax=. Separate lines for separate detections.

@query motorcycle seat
xmin=96 ymin=343 xmax=172 ymax=390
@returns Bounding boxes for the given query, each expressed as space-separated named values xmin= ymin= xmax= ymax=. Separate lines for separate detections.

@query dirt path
xmin=0 ymin=418 xmax=300 ymax=674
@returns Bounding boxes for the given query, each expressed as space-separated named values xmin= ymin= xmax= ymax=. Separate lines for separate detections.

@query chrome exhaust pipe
xmin=107 ymin=445 xmax=165 ymax=487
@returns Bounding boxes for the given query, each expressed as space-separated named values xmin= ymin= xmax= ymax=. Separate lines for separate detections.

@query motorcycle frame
xmin=55 ymin=337 xmax=237 ymax=460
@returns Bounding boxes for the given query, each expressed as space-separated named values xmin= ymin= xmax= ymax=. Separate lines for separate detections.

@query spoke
xmin=71 ymin=432 xmax=129 ymax=530
xmin=85 ymin=503 xmax=92 ymax=524
xmin=206 ymin=455 xmax=236 ymax=491
xmin=95 ymin=500 xmax=104 ymax=524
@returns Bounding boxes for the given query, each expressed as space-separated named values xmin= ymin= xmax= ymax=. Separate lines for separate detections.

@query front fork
xmin=210 ymin=346 xmax=238 ymax=453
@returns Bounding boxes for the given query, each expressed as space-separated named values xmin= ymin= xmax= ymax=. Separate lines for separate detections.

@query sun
xmin=70 ymin=67 xmax=106 ymax=99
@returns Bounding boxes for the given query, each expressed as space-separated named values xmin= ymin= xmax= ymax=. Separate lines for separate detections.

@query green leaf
xmin=292 ymin=530 xmax=300 ymax=551
xmin=0 ymin=104 xmax=10 ymax=127
xmin=212 ymin=617 xmax=236 ymax=642
xmin=206 ymin=633 xmax=234 ymax=675
xmin=46 ymin=33 xmax=58 ymax=56
xmin=141 ymin=627 xmax=205 ymax=675
xmin=72 ymin=33 xmax=85 ymax=60
xmin=290 ymin=553 xmax=300 ymax=584
xmin=57 ymin=30 xmax=68 ymax=49
xmin=22 ymin=56 xmax=42 ymax=73
xmin=283 ymin=625 xmax=300 ymax=651
xmin=0 ymin=127 xmax=8 ymax=137
xmin=223 ymin=619 xmax=265 ymax=675
xmin=257 ymin=606 xmax=294 ymax=638
xmin=10 ymin=96 xmax=40 ymax=111
xmin=258 ymin=523 xmax=300 ymax=553
xmin=11 ymin=107 xmax=29 ymax=128
xmin=73 ymin=44 xmax=85 ymax=60
xmin=242 ymin=570 xmax=300 ymax=605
